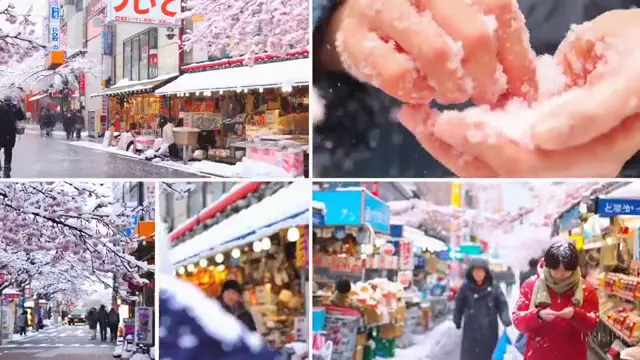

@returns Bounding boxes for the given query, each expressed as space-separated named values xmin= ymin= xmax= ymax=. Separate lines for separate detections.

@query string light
xmin=252 ymin=241 xmax=262 ymax=252
xmin=287 ymin=227 xmax=300 ymax=242
xmin=214 ymin=253 xmax=224 ymax=263
xmin=178 ymin=266 xmax=185 ymax=274
xmin=261 ymin=237 xmax=271 ymax=250
xmin=186 ymin=264 xmax=195 ymax=272
xmin=199 ymin=258 xmax=208 ymax=267
xmin=231 ymin=248 xmax=241 ymax=258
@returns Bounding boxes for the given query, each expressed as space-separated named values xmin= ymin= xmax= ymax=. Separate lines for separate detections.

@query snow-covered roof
xmin=155 ymin=58 xmax=310 ymax=95
xmin=171 ymin=181 xmax=310 ymax=266
xmin=402 ymin=225 xmax=448 ymax=252
xmin=28 ymin=93 xmax=48 ymax=102
xmin=312 ymin=201 xmax=326 ymax=213
xmin=89 ymin=73 xmax=179 ymax=98
xmin=602 ymin=182 xmax=640 ymax=198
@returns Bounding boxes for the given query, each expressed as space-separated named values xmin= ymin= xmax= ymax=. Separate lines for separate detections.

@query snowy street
xmin=0 ymin=324 xmax=114 ymax=359
xmin=11 ymin=132 xmax=204 ymax=178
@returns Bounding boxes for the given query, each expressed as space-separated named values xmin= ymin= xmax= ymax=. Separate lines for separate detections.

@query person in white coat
xmin=162 ymin=117 xmax=179 ymax=159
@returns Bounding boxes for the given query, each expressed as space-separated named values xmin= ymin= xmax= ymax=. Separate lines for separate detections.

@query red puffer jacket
xmin=512 ymin=261 xmax=599 ymax=360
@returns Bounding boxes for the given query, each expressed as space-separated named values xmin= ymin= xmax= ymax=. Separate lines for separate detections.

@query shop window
xmin=149 ymin=29 xmax=158 ymax=79
xmin=140 ymin=32 xmax=149 ymax=81
xmin=131 ymin=36 xmax=140 ymax=81
xmin=76 ymin=0 xmax=84 ymax=13
xmin=123 ymin=41 xmax=132 ymax=80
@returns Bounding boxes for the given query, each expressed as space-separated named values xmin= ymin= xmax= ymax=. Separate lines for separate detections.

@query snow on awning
xmin=402 ymin=225 xmax=448 ymax=252
xmin=28 ymin=93 xmax=48 ymax=102
xmin=171 ymin=181 xmax=310 ymax=266
xmin=155 ymin=58 xmax=310 ymax=95
xmin=90 ymin=73 xmax=179 ymax=98
xmin=602 ymin=182 xmax=640 ymax=198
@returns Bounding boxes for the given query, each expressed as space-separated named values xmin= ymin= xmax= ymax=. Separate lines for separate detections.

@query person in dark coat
xmin=97 ymin=305 xmax=109 ymax=341
xmin=219 ymin=280 xmax=257 ymax=332
xmin=520 ymin=258 xmax=541 ymax=287
xmin=108 ymin=308 xmax=120 ymax=343
xmin=312 ymin=0 xmax=640 ymax=178
xmin=86 ymin=308 xmax=98 ymax=340
xmin=453 ymin=258 xmax=512 ymax=360
xmin=505 ymin=267 xmax=517 ymax=296
xmin=0 ymin=95 xmax=22 ymax=178
xmin=73 ymin=109 xmax=84 ymax=140
xmin=17 ymin=310 xmax=28 ymax=335
xmin=62 ymin=111 xmax=73 ymax=140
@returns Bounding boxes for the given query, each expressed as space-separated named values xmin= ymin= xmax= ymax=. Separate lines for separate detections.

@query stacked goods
xmin=601 ymin=273 xmax=640 ymax=300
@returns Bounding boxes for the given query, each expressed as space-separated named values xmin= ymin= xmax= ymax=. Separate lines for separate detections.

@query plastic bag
xmin=513 ymin=333 xmax=527 ymax=355
xmin=492 ymin=329 xmax=512 ymax=360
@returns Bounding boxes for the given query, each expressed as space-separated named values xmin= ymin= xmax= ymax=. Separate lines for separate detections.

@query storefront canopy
xmin=155 ymin=58 xmax=310 ymax=95
xmin=170 ymin=181 xmax=310 ymax=266
xmin=90 ymin=73 xmax=179 ymax=98
xmin=28 ymin=93 xmax=48 ymax=102
xmin=312 ymin=188 xmax=390 ymax=234
xmin=402 ymin=225 xmax=447 ymax=252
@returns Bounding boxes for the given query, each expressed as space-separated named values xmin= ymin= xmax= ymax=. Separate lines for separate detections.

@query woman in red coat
xmin=513 ymin=238 xmax=599 ymax=360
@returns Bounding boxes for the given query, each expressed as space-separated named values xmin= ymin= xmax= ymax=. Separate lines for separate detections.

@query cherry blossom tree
xmin=183 ymin=0 xmax=309 ymax=60
xmin=0 ymin=182 xmax=154 ymax=300
xmin=0 ymin=2 xmax=46 ymax=66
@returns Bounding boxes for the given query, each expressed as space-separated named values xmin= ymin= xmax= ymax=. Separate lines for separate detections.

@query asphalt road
xmin=0 ymin=324 xmax=114 ymax=359
xmin=9 ymin=132 xmax=205 ymax=178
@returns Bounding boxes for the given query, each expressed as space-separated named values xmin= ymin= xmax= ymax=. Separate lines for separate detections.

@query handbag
xmin=514 ymin=332 xmax=527 ymax=355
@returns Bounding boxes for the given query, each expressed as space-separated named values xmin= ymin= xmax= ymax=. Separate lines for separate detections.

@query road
xmin=0 ymin=324 xmax=114 ymax=359
xmin=11 ymin=131 xmax=205 ymax=178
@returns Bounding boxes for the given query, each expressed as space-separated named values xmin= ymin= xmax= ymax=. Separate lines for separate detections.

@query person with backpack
xmin=0 ymin=95 xmax=24 ymax=178
xmin=513 ymin=238 xmax=599 ymax=360
xmin=108 ymin=307 xmax=120 ymax=343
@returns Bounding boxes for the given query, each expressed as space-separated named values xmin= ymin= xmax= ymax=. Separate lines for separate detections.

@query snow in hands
xmin=0 ymin=2 xmax=45 ymax=66
xmin=0 ymin=182 xmax=154 ymax=298
xmin=182 ymin=0 xmax=309 ymax=61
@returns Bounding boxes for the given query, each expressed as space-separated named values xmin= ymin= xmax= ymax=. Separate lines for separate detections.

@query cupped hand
xmin=397 ymin=10 xmax=640 ymax=177
xmin=538 ymin=309 xmax=556 ymax=322
xmin=555 ymin=307 xmax=575 ymax=319
xmin=323 ymin=0 xmax=538 ymax=105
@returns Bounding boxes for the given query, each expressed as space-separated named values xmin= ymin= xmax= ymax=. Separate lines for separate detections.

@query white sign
xmin=49 ymin=0 xmax=61 ymax=50
xmin=399 ymin=240 xmax=414 ymax=270
xmin=106 ymin=0 xmax=182 ymax=25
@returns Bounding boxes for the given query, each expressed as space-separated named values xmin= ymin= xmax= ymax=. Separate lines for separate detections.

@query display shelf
xmin=599 ymin=316 xmax=638 ymax=346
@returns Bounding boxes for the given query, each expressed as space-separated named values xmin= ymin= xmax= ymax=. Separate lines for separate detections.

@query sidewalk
xmin=24 ymin=124 xmax=90 ymax=138
xmin=5 ymin=324 xmax=62 ymax=343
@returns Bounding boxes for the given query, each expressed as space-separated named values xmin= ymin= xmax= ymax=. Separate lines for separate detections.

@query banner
xmin=134 ymin=307 xmax=153 ymax=344
xmin=49 ymin=0 xmax=61 ymax=51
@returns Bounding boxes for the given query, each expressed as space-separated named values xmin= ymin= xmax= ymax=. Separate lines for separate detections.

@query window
xmin=75 ymin=0 xmax=83 ymax=12
xmin=187 ymin=184 xmax=204 ymax=218
xmin=122 ymin=28 xmax=158 ymax=81
xmin=139 ymin=32 xmax=149 ymax=81
xmin=123 ymin=41 xmax=131 ymax=80
xmin=131 ymin=37 xmax=140 ymax=81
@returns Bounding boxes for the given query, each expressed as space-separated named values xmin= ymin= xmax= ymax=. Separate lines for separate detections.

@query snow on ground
xmin=68 ymin=141 xmax=296 ymax=178
xmin=393 ymin=285 xmax=523 ymax=360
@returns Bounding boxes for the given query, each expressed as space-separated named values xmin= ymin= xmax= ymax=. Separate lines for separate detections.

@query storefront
xmin=89 ymin=73 xmax=178 ymax=134
xmin=155 ymin=51 xmax=310 ymax=176
xmin=560 ymin=187 xmax=640 ymax=359
xmin=169 ymin=181 xmax=310 ymax=350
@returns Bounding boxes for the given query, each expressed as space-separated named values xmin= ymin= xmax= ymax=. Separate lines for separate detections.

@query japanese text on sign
xmin=399 ymin=240 xmax=414 ymax=270
xmin=107 ymin=0 xmax=181 ymax=25
xmin=597 ymin=198 xmax=640 ymax=217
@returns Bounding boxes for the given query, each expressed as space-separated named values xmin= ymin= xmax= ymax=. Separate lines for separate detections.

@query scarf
xmin=529 ymin=267 xmax=583 ymax=310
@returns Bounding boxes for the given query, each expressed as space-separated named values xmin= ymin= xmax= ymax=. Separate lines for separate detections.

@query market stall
xmin=558 ymin=191 xmax=640 ymax=359
xmin=169 ymin=181 xmax=310 ymax=350
xmin=155 ymin=52 xmax=309 ymax=176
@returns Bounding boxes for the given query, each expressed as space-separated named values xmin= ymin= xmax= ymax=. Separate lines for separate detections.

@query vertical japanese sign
xmin=101 ymin=25 xmax=113 ymax=55
xmin=399 ymin=240 xmax=414 ymax=270
xmin=106 ymin=0 xmax=182 ymax=25
xmin=49 ymin=0 xmax=61 ymax=50
xmin=79 ymin=73 xmax=86 ymax=95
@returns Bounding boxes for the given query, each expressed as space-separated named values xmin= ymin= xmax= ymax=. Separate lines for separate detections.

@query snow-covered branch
xmin=0 ymin=2 xmax=46 ymax=66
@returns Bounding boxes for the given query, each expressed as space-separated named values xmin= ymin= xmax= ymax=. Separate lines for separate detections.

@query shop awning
xmin=155 ymin=58 xmax=310 ymax=95
xmin=28 ymin=93 xmax=48 ymax=102
xmin=170 ymin=181 xmax=310 ymax=266
xmin=90 ymin=73 xmax=179 ymax=98
xmin=402 ymin=225 xmax=448 ymax=252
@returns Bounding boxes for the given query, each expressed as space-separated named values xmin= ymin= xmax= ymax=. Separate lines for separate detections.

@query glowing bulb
xmin=186 ymin=264 xmax=195 ymax=272
xmin=252 ymin=241 xmax=262 ymax=252
xmin=231 ymin=248 xmax=241 ymax=258
xmin=215 ymin=253 xmax=224 ymax=263
xmin=178 ymin=266 xmax=185 ymax=274
xmin=199 ymin=258 xmax=208 ymax=267
xmin=261 ymin=237 xmax=271 ymax=249
xmin=258 ymin=88 xmax=263 ymax=93
xmin=195 ymin=91 xmax=200 ymax=96
xmin=287 ymin=227 xmax=300 ymax=242
xmin=219 ymin=90 xmax=223 ymax=95
xmin=243 ymin=88 xmax=247 ymax=93
xmin=217 ymin=264 xmax=225 ymax=272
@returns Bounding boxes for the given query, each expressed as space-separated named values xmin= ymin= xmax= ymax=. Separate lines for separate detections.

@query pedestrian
xmin=520 ymin=258 xmax=541 ymax=287
xmin=162 ymin=117 xmax=179 ymax=160
xmin=43 ymin=108 xmax=54 ymax=137
xmin=36 ymin=311 xmax=43 ymax=331
xmin=453 ymin=258 xmax=512 ymax=360
xmin=108 ymin=307 xmax=120 ymax=343
xmin=0 ymin=95 xmax=23 ymax=178
xmin=63 ymin=110 xmax=73 ymax=140
xmin=73 ymin=109 xmax=84 ymax=140
xmin=505 ymin=267 xmax=516 ymax=296
xmin=97 ymin=304 xmax=108 ymax=341
xmin=219 ymin=280 xmax=257 ymax=331
xmin=86 ymin=307 xmax=98 ymax=340
xmin=17 ymin=310 xmax=28 ymax=336
xmin=513 ymin=238 xmax=599 ymax=360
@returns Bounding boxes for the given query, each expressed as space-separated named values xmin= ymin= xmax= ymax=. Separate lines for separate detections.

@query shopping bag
xmin=492 ymin=329 xmax=512 ymax=360
xmin=513 ymin=333 xmax=527 ymax=355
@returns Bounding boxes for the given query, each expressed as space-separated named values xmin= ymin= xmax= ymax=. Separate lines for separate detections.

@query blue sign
xmin=101 ymin=26 xmax=113 ymax=56
xmin=125 ymin=215 xmax=140 ymax=237
xmin=312 ymin=210 xmax=325 ymax=227
xmin=51 ymin=7 xmax=60 ymax=20
xmin=390 ymin=224 xmax=403 ymax=238
xmin=597 ymin=198 xmax=640 ymax=217
xmin=559 ymin=206 xmax=581 ymax=231
xmin=1 ymin=299 xmax=8 ymax=307
xmin=364 ymin=193 xmax=390 ymax=233
xmin=312 ymin=190 xmax=390 ymax=234
xmin=414 ymin=255 xmax=426 ymax=269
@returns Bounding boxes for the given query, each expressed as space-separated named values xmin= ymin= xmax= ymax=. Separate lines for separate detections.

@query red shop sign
xmin=79 ymin=72 xmax=86 ymax=95
xmin=399 ymin=241 xmax=414 ymax=270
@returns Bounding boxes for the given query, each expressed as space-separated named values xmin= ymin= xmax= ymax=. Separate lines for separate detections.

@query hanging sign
xmin=134 ymin=307 xmax=153 ymax=344
xmin=398 ymin=271 xmax=412 ymax=288
xmin=49 ymin=0 xmax=61 ymax=50
xmin=399 ymin=240 xmax=414 ymax=270
xmin=23 ymin=286 xmax=32 ymax=299
xmin=597 ymin=198 xmax=640 ymax=217
xmin=106 ymin=0 xmax=182 ymax=25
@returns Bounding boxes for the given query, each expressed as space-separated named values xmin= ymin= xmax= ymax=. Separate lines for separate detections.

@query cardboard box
xmin=356 ymin=333 xmax=368 ymax=346
xmin=379 ymin=323 xmax=404 ymax=339
xmin=362 ymin=307 xmax=384 ymax=325
xmin=395 ymin=305 xmax=407 ymax=323
xmin=353 ymin=345 xmax=364 ymax=360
